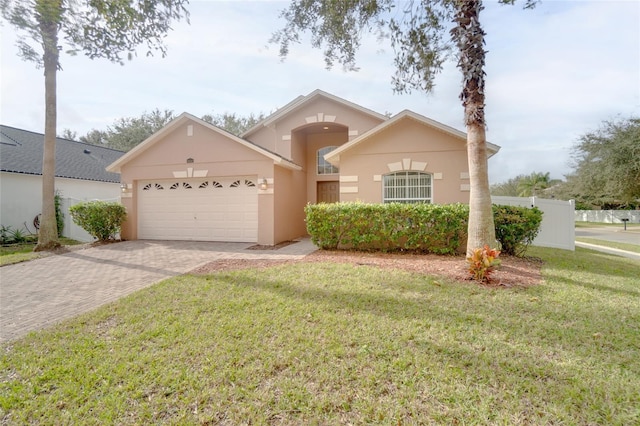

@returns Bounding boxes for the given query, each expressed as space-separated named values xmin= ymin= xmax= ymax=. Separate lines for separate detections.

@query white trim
xmin=339 ymin=175 xmax=358 ymax=183
xmin=460 ymin=184 xmax=470 ymax=191
xmin=434 ymin=173 xmax=443 ymax=180
xmin=348 ymin=130 xmax=359 ymax=136
xmin=373 ymin=174 xmax=382 ymax=182
xmin=282 ymin=134 xmax=291 ymax=141
xmin=402 ymin=158 xmax=411 ymax=170
xmin=340 ymin=186 xmax=358 ymax=194
xmin=305 ymin=115 xmax=318 ymax=124
xmin=387 ymin=162 xmax=403 ymax=172
xmin=258 ymin=189 xmax=274 ymax=194
xmin=411 ymin=161 xmax=427 ymax=171
xmin=460 ymin=172 xmax=470 ymax=179
xmin=325 ymin=115 xmax=336 ymax=122
xmin=187 ymin=125 xmax=193 ymax=136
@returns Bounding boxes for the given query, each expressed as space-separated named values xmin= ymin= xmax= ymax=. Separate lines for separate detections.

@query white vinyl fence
xmin=60 ymin=197 xmax=120 ymax=242
xmin=492 ymin=196 xmax=575 ymax=251
xmin=575 ymin=210 xmax=640 ymax=224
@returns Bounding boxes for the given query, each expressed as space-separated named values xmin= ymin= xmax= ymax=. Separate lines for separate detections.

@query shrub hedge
xmin=69 ymin=201 xmax=127 ymax=241
xmin=492 ymin=204 xmax=543 ymax=256
xmin=305 ymin=202 xmax=468 ymax=254
xmin=305 ymin=202 xmax=543 ymax=256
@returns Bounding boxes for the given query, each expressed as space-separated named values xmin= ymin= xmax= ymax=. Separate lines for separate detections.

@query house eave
xmin=242 ymin=89 xmax=388 ymax=138
xmin=324 ymin=110 xmax=501 ymax=165
xmin=106 ymin=113 xmax=303 ymax=173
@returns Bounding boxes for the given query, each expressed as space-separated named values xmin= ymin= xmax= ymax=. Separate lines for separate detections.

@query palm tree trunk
xmin=466 ymin=121 xmax=495 ymax=256
xmin=35 ymin=3 xmax=61 ymax=251
xmin=452 ymin=0 xmax=496 ymax=256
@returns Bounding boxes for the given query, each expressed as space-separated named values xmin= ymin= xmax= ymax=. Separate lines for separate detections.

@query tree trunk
xmin=452 ymin=0 xmax=496 ymax=256
xmin=34 ymin=4 xmax=61 ymax=251
xmin=466 ymin=121 xmax=495 ymax=256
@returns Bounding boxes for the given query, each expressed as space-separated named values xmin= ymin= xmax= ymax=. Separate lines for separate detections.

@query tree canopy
xmin=1 ymin=0 xmax=189 ymax=249
xmin=562 ymin=117 xmax=640 ymax=208
xmin=66 ymin=110 xmax=264 ymax=152
xmin=491 ymin=172 xmax=560 ymax=198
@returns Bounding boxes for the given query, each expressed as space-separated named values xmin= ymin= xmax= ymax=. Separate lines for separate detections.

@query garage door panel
xmin=138 ymin=177 xmax=258 ymax=242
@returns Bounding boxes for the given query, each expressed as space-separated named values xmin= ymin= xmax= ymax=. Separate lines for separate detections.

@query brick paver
xmin=0 ymin=239 xmax=317 ymax=343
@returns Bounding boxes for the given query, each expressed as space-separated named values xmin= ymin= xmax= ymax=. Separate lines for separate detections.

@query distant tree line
xmin=60 ymin=109 xmax=265 ymax=152
xmin=491 ymin=116 xmax=639 ymax=210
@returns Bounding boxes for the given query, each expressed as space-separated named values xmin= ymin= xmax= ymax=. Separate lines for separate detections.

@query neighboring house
xmin=0 ymin=125 xmax=124 ymax=241
xmin=107 ymin=90 xmax=500 ymax=245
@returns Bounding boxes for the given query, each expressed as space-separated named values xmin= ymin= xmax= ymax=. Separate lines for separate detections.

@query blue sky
xmin=1 ymin=0 xmax=638 ymax=184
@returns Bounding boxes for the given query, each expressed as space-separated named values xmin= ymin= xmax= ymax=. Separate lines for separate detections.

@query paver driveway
xmin=0 ymin=239 xmax=316 ymax=343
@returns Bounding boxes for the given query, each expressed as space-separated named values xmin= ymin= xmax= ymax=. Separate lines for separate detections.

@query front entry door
xmin=317 ymin=181 xmax=339 ymax=203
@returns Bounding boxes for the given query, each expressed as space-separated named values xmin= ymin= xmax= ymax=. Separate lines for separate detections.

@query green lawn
xmin=0 ymin=237 xmax=82 ymax=266
xmin=576 ymin=237 xmax=640 ymax=254
xmin=576 ymin=221 xmax=640 ymax=229
xmin=1 ymin=247 xmax=639 ymax=425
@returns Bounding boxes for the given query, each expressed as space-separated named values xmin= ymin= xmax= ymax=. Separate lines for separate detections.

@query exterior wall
xmin=0 ymin=172 xmax=120 ymax=241
xmin=118 ymin=121 xmax=275 ymax=242
xmin=246 ymin=97 xmax=385 ymax=163
xmin=304 ymin=131 xmax=348 ymax=204
xmin=273 ymin=167 xmax=308 ymax=243
xmin=335 ymin=119 xmax=471 ymax=204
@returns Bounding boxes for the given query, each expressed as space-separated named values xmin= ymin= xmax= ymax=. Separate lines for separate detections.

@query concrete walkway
xmin=0 ymin=239 xmax=317 ymax=343
xmin=575 ymin=241 xmax=640 ymax=261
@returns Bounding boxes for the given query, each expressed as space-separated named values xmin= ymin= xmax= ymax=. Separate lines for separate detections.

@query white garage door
xmin=138 ymin=177 xmax=258 ymax=242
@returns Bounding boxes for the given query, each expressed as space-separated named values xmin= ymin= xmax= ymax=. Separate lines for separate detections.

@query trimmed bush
xmin=306 ymin=202 xmax=543 ymax=256
xmin=305 ymin=202 xmax=468 ymax=255
xmin=492 ymin=204 xmax=543 ymax=256
xmin=69 ymin=201 xmax=127 ymax=241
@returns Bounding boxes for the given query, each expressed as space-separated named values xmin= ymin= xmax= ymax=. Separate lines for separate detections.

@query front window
xmin=317 ymin=146 xmax=339 ymax=175
xmin=383 ymin=171 xmax=432 ymax=203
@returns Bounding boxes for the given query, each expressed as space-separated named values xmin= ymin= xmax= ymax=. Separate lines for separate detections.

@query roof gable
xmin=0 ymin=125 xmax=124 ymax=183
xmin=241 ymin=89 xmax=388 ymax=138
xmin=106 ymin=113 xmax=301 ymax=173
xmin=324 ymin=110 xmax=501 ymax=165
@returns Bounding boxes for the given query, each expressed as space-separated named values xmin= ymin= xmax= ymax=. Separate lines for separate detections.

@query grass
xmin=1 ymin=247 xmax=639 ymax=425
xmin=576 ymin=237 xmax=640 ymax=254
xmin=0 ymin=237 xmax=82 ymax=266
xmin=576 ymin=221 xmax=640 ymax=229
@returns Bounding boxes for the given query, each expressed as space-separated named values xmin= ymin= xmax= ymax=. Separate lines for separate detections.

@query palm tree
xmin=518 ymin=172 xmax=551 ymax=197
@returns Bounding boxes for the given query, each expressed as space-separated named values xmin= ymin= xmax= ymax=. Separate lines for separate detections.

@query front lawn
xmin=1 ymin=247 xmax=639 ymax=424
xmin=576 ymin=221 xmax=640 ymax=229
xmin=0 ymin=237 xmax=82 ymax=266
xmin=576 ymin=237 xmax=640 ymax=254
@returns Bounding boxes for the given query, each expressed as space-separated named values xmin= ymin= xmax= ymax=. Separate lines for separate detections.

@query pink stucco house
xmin=107 ymin=90 xmax=500 ymax=245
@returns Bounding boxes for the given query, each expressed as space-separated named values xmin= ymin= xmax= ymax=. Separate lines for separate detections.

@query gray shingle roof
xmin=0 ymin=125 xmax=124 ymax=183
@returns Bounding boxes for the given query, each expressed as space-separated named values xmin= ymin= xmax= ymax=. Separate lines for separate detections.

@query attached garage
xmin=137 ymin=176 xmax=258 ymax=242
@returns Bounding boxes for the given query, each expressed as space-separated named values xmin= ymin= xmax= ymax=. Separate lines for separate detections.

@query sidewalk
xmin=574 ymin=241 xmax=640 ymax=261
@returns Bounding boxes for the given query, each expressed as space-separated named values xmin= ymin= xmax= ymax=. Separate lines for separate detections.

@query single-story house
xmin=107 ymin=90 xmax=500 ymax=245
xmin=0 ymin=125 xmax=125 ymax=241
